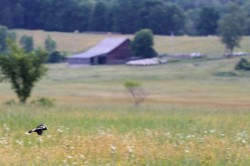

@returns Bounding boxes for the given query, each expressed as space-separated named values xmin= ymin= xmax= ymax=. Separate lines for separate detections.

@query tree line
xmin=0 ymin=0 xmax=250 ymax=36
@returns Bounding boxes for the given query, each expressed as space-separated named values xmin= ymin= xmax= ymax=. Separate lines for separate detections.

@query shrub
xmin=235 ymin=58 xmax=250 ymax=70
xmin=31 ymin=97 xmax=55 ymax=107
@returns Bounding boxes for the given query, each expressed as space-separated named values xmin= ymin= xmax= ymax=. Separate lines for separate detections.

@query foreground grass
xmin=1 ymin=56 xmax=250 ymax=165
xmin=0 ymin=104 xmax=250 ymax=166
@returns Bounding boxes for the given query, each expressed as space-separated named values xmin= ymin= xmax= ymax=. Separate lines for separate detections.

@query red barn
xmin=67 ymin=38 xmax=131 ymax=66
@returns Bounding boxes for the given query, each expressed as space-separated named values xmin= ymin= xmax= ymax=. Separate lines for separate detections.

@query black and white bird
xmin=28 ymin=124 xmax=47 ymax=135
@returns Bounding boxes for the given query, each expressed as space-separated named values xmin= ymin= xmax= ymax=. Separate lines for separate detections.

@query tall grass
xmin=0 ymin=104 xmax=250 ymax=165
xmin=1 ymin=54 xmax=250 ymax=165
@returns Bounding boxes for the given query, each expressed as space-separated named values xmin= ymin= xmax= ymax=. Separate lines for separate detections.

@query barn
xmin=67 ymin=37 xmax=131 ymax=66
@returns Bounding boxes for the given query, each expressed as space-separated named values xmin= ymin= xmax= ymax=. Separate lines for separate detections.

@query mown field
xmin=12 ymin=29 xmax=250 ymax=56
xmin=1 ymin=50 xmax=250 ymax=165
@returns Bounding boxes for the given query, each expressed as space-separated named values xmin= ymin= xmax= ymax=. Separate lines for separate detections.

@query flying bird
xmin=28 ymin=124 xmax=47 ymax=135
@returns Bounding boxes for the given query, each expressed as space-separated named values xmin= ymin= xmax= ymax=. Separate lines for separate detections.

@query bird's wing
xmin=37 ymin=124 xmax=44 ymax=128
xmin=36 ymin=129 xmax=43 ymax=135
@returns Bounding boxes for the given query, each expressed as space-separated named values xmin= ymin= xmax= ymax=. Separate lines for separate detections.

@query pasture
xmin=12 ymin=29 xmax=250 ymax=56
xmin=1 ymin=53 xmax=250 ymax=165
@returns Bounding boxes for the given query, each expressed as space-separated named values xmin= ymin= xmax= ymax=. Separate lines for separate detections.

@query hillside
xmin=13 ymin=29 xmax=250 ymax=57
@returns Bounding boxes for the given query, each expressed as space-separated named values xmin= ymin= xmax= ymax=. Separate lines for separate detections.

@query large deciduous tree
xmin=89 ymin=1 xmax=108 ymax=31
xmin=131 ymin=29 xmax=156 ymax=58
xmin=197 ymin=6 xmax=219 ymax=36
xmin=218 ymin=3 xmax=247 ymax=53
xmin=0 ymin=41 xmax=47 ymax=103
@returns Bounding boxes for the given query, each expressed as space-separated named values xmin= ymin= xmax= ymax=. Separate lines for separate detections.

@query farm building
xmin=67 ymin=37 xmax=131 ymax=66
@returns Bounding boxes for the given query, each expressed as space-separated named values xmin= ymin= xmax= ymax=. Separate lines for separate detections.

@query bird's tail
xmin=28 ymin=129 xmax=34 ymax=133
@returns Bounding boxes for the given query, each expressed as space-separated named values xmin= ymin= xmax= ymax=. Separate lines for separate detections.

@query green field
xmin=1 ymin=31 xmax=250 ymax=165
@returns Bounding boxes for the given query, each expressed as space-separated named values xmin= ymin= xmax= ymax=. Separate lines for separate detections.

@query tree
xmin=19 ymin=35 xmax=34 ymax=52
xmin=0 ymin=25 xmax=16 ymax=54
xmin=124 ymin=81 xmax=146 ymax=106
xmin=164 ymin=3 xmax=185 ymax=35
xmin=0 ymin=41 xmax=47 ymax=103
xmin=131 ymin=29 xmax=156 ymax=58
xmin=235 ymin=58 xmax=250 ymax=71
xmin=218 ymin=3 xmax=247 ymax=53
xmin=89 ymin=1 xmax=108 ymax=31
xmin=197 ymin=6 xmax=219 ymax=36
xmin=45 ymin=35 xmax=57 ymax=54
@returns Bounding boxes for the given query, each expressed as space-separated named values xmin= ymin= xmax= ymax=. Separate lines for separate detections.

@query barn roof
xmin=69 ymin=37 xmax=129 ymax=58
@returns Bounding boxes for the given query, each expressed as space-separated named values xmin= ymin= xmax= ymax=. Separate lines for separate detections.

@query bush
xmin=4 ymin=100 xmax=17 ymax=105
xmin=46 ymin=51 xmax=65 ymax=63
xmin=235 ymin=58 xmax=250 ymax=70
xmin=31 ymin=97 xmax=55 ymax=107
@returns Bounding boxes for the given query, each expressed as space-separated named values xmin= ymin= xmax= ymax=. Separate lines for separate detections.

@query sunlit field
xmin=1 ymin=55 xmax=250 ymax=165
xmin=13 ymin=29 xmax=250 ymax=56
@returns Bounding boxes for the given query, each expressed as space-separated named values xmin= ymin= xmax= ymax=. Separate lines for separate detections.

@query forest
xmin=0 ymin=0 xmax=250 ymax=35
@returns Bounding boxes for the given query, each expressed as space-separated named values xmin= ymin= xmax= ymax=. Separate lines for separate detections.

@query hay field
xmin=12 ymin=29 xmax=250 ymax=56
xmin=1 ymin=54 xmax=250 ymax=165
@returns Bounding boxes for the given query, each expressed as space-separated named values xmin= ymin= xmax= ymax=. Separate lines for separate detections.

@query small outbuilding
xmin=67 ymin=37 xmax=131 ymax=66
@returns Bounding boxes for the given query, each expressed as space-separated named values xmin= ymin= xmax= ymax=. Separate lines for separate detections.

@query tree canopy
xmin=218 ymin=3 xmax=247 ymax=53
xmin=131 ymin=29 xmax=156 ymax=58
xmin=0 ymin=41 xmax=47 ymax=103
xmin=1 ymin=0 xmax=250 ymax=35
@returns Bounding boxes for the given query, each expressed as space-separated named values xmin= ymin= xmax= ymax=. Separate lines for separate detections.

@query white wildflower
xmin=67 ymin=155 xmax=73 ymax=159
xmin=127 ymin=145 xmax=134 ymax=153
xmin=110 ymin=144 xmax=116 ymax=154
xmin=15 ymin=140 xmax=24 ymax=146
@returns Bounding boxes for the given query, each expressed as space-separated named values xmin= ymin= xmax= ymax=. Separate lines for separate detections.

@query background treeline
xmin=1 ymin=0 xmax=250 ymax=35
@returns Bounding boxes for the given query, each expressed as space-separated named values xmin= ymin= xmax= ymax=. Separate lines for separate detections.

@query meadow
xmin=12 ymin=29 xmax=250 ymax=56
xmin=1 ymin=30 xmax=250 ymax=165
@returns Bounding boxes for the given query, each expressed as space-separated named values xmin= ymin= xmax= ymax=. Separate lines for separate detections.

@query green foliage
xmin=89 ymin=1 xmax=108 ymax=31
xmin=46 ymin=51 xmax=65 ymax=63
xmin=2 ymin=0 xmax=250 ymax=36
xmin=0 ymin=25 xmax=16 ymax=54
xmin=131 ymin=29 xmax=156 ymax=58
xmin=45 ymin=35 xmax=57 ymax=54
xmin=218 ymin=3 xmax=247 ymax=53
xmin=124 ymin=81 xmax=141 ymax=88
xmin=31 ymin=97 xmax=55 ymax=107
xmin=235 ymin=58 xmax=250 ymax=70
xmin=0 ymin=42 xmax=48 ymax=103
xmin=4 ymin=99 xmax=17 ymax=105
xmin=19 ymin=35 xmax=34 ymax=52
xmin=197 ymin=7 xmax=219 ymax=35
xmin=164 ymin=3 xmax=185 ymax=35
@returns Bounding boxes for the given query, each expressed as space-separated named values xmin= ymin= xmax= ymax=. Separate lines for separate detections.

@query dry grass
xmin=0 ymin=105 xmax=250 ymax=166
xmin=12 ymin=29 xmax=250 ymax=56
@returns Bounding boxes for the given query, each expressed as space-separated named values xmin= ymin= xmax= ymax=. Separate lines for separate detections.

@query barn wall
xmin=67 ymin=58 xmax=90 ymax=65
xmin=106 ymin=40 xmax=131 ymax=64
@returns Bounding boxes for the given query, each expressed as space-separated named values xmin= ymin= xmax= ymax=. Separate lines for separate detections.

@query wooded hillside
xmin=1 ymin=0 xmax=250 ymax=35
